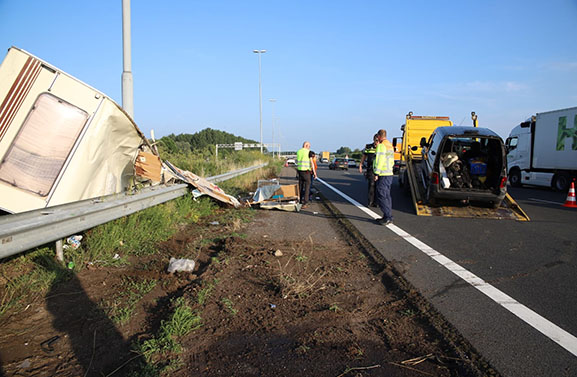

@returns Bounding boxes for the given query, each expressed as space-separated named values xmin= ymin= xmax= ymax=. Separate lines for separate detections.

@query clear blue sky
xmin=1 ymin=1 xmax=576 ymax=152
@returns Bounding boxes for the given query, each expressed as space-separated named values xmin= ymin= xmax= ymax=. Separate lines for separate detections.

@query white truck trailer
xmin=506 ymin=107 xmax=577 ymax=191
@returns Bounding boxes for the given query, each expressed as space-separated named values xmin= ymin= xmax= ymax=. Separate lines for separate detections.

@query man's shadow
xmin=44 ymin=260 xmax=144 ymax=376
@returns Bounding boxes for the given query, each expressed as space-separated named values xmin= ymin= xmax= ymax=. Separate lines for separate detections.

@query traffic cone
xmin=562 ymin=179 xmax=577 ymax=208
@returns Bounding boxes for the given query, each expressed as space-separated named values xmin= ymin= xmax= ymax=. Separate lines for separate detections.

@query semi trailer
xmin=506 ymin=107 xmax=577 ymax=192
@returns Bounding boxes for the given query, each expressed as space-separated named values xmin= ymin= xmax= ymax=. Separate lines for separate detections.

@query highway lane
xmin=315 ymin=163 xmax=577 ymax=377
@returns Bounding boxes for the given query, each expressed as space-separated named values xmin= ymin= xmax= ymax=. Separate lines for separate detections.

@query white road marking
xmin=528 ymin=198 xmax=563 ymax=205
xmin=317 ymin=177 xmax=577 ymax=357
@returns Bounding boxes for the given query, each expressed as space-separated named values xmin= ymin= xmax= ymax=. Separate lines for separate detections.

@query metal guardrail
xmin=0 ymin=163 xmax=268 ymax=259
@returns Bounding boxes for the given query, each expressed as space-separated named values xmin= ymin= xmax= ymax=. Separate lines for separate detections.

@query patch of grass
xmin=274 ymin=242 xmax=327 ymax=299
xmin=0 ymin=248 xmax=71 ymax=317
xmin=296 ymin=344 xmax=311 ymax=354
xmin=101 ymin=276 xmax=156 ymax=325
xmin=221 ymin=297 xmax=238 ymax=316
xmin=329 ymin=303 xmax=341 ymax=312
xmin=196 ymin=280 xmax=216 ymax=306
xmin=295 ymin=254 xmax=309 ymax=263
xmin=229 ymin=232 xmax=248 ymax=239
xmin=83 ymin=196 xmax=216 ymax=264
xmin=401 ymin=308 xmax=417 ymax=317
xmin=130 ymin=296 xmax=201 ymax=375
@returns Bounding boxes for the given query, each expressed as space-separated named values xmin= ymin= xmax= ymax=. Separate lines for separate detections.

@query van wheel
xmin=552 ymin=173 xmax=570 ymax=192
xmin=509 ymin=168 xmax=522 ymax=187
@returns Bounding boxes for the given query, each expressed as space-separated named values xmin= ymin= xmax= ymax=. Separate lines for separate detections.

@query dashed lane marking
xmin=317 ymin=177 xmax=577 ymax=357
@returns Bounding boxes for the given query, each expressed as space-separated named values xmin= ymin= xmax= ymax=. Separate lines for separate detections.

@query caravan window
xmin=0 ymin=93 xmax=89 ymax=196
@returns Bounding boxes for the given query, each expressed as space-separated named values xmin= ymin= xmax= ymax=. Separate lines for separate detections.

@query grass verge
xmin=128 ymin=296 xmax=202 ymax=376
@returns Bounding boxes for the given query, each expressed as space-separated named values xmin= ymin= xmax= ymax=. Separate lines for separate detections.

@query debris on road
xmin=164 ymin=161 xmax=241 ymax=208
xmin=250 ymin=178 xmax=302 ymax=211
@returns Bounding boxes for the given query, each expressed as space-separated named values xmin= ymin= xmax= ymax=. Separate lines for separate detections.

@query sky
xmin=1 ymin=0 xmax=576 ymax=152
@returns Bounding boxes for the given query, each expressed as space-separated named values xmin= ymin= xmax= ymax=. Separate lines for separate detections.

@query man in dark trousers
xmin=359 ymin=134 xmax=379 ymax=207
xmin=296 ymin=141 xmax=315 ymax=209
xmin=373 ymin=129 xmax=395 ymax=225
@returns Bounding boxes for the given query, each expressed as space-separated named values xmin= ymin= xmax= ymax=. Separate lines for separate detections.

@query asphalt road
xmin=315 ymin=163 xmax=577 ymax=377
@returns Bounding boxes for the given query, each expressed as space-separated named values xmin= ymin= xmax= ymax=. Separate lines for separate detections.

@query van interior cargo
xmin=438 ymin=136 xmax=504 ymax=194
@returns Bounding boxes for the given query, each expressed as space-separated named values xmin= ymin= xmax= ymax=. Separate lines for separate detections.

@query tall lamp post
xmin=269 ymin=98 xmax=276 ymax=158
xmin=253 ymin=49 xmax=266 ymax=153
xmin=122 ymin=0 xmax=134 ymax=118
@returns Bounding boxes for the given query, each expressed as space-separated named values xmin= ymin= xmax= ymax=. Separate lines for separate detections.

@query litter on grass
xmin=167 ymin=257 xmax=196 ymax=273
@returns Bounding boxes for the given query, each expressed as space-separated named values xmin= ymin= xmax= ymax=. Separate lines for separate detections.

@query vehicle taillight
xmin=431 ymin=172 xmax=439 ymax=185
xmin=500 ymin=176 xmax=507 ymax=188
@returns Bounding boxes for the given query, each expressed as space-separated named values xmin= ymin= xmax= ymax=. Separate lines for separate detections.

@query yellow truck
xmin=397 ymin=112 xmax=529 ymax=220
xmin=321 ymin=151 xmax=330 ymax=163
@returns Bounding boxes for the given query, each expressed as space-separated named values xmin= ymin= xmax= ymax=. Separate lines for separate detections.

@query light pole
xmin=253 ymin=49 xmax=266 ymax=153
xmin=122 ymin=0 xmax=134 ymax=118
xmin=269 ymin=98 xmax=276 ymax=158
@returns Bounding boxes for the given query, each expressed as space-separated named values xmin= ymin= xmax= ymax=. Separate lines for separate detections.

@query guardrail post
xmin=55 ymin=240 xmax=64 ymax=262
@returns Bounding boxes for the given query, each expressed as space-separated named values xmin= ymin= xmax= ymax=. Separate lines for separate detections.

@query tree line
xmin=158 ymin=128 xmax=260 ymax=155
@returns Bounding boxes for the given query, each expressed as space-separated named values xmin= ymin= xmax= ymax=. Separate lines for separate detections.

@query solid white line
xmin=528 ymin=198 xmax=563 ymax=205
xmin=316 ymin=177 xmax=577 ymax=357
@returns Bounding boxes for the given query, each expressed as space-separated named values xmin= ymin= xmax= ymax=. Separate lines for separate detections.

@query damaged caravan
xmin=0 ymin=47 xmax=159 ymax=214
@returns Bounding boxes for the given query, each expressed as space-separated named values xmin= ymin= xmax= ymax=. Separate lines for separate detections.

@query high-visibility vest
xmin=373 ymin=140 xmax=394 ymax=176
xmin=296 ymin=148 xmax=311 ymax=171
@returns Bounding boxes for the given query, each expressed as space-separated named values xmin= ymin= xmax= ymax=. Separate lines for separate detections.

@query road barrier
xmin=0 ymin=163 xmax=267 ymax=260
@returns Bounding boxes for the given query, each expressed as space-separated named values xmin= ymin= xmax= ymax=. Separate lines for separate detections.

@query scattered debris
xmin=63 ymin=235 xmax=82 ymax=250
xmin=19 ymin=359 xmax=31 ymax=369
xmin=210 ymin=221 xmax=220 ymax=225
xmin=260 ymin=201 xmax=302 ymax=212
xmin=164 ymin=161 xmax=241 ymax=208
xmin=40 ymin=336 xmax=60 ymax=353
xmin=167 ymin=257 xmax=196 ymax=273
xmin=337 ymin=364 xmax=381 ymax=377
xmin=249 ymin=179 xmax=302 ymax=212
xmin=134 ymin=151 xmax=162 ymax=182
xmin=274 ymin=250 xmax=283 ymax=257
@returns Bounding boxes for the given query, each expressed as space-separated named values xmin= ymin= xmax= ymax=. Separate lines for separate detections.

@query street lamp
xmin=269 ymin=99 xmax=276 ymax=158
xmin=122 ymin=0 xmax=134 ymax=118
xmin=253 ymin=49 xmax=266 ymax=153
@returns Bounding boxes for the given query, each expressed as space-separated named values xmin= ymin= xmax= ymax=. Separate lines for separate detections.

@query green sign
xmin=557 ymin=115 xmax=577 ymax=151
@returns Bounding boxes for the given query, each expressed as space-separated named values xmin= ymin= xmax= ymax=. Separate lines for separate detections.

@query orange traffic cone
xmin=562 ymin=179 xmax=577 ymax=208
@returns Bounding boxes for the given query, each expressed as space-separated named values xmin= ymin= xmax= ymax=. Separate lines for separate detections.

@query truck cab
xmin=505 ymin=122 xmax=544 ymax=188
xmin=420 ymin=126 xmax=508 ymax=207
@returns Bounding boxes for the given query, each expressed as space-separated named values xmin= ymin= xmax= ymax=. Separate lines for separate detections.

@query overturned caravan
xmin=0 ymin=47 xmax=159 ymax=214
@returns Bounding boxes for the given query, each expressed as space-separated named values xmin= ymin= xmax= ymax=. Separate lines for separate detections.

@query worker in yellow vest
xmin=296 ymin=141 xmax=316 ymax=208
xmin=373 ymin=129 xmax=395 ymax=225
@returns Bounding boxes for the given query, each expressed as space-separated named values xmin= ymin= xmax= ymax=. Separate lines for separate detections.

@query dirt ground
xmin=0 ymin=173 xmax=498 ymax=377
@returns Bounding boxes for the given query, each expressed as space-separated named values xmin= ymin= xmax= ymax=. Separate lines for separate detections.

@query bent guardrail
xmin=0 ymin=163 xmax=267 ymax=260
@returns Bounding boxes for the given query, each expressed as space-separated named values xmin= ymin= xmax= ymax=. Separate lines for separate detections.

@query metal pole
xmin=253 ymin=50 xmax=266 ymax=153
xmin=269 ymin=99 xmax=276 ymax=158
xmin=122 ymin=0 xmax=134 ymax=118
